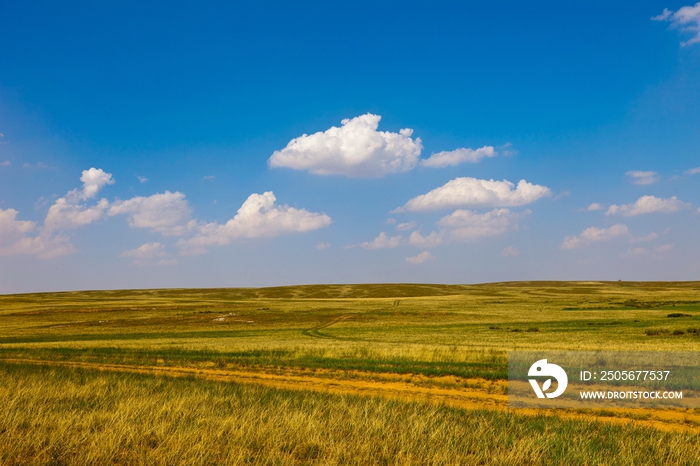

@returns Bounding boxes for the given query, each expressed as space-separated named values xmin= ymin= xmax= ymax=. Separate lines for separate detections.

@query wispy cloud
xmin=395 ymin=221 xmax=417 ymax=231
xmin=370 ymin=208 xmax=530 ymax=249
xmin=406 ymin=251 xmax=434 ymax=264
xmin=653 ymin=3 xmax=700 ymax=46
xmin=420 ymin=146 xmax=495 ymax=168
xmin=626 ymin=170 xmax=659 ymax=185
xmin=121 ymin=242 xmax=167 ymax=259
xmin=561 ymin=224 xmax=629 ymax=250
xmin=137 ymin=176 xmax=149 ymax=183
xmin=500 ymin=245 xmax=521 ymax=257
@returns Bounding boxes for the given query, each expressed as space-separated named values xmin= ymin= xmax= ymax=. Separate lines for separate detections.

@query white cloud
xmin=1 ymin=161 xmax=10 ymax=167
xmin=407 ymin=208 xmax=529 ymax=247
xmin=395 ymin=177 xmax=550 ymax=212
xmin=45 ymin=198 xmax=110 ymax=230
xmin=0 ymin=208 xmax=36 ymax=238
xmin=0 ymin=234 xmax=74 ymax=259
xmin=653 ymin=3 xmax=700 ymax=46
xmin=561 ymin=224 xmax=629 ymax=250
xmin=316 ymin=242 xmax=331 ymax=250
xmin=685 ymin=166 xmax=700 ymax=175
xmin=360 ymin=232 xmax=403 ymax=250
xmin=406 ymin=251 xmax=434 ymax=264
xmin=626 ymin=170 xmax=659 ymax=185
xmin=137 ymin=176 xmax=148 ymax=183
xmin=407 ymin=230 xmax=444 ymax=248
xmin=121 ymin=242 xmax=167 ymax=259
xmin=177 ymin=192 xmax=331 ymax=254
xmin=203 ymin=175 xmax=215 ymax=181
xmin=500 ymin=245 xmax=521 ymax=257
xmin=79 ymin=168 xmax=115 ymax=200
xmin=268 ymin=113 xmax=423 ymax=178
xmin=438 ymin=208 xmax=529 ymax=242
xmin=1 ymin=169 xmax=115 ymax=256
xmin=108 ymin=191 xmax=193 ymax=236
xmin=0 ymin=208 xmax=74 ymax=258
xmin=420 ymin=146 xmax=495 ymax=168
xmin=630 ymin=231 xmax=659 ymax=243
xmin=44 ymin=168 xmax=114 ymax=231
xmin=606 ymin=195 xmax=690 ymax=216
xmin=396 ymin=221 xmax=417 ymax=231
xmin=620 ymin=247 xmax=648 ymax=258
xmin=587 ymin=203 xmax=605 ymax=211
xmin=654 ymin=243 xmax=675 ymax=253
xmin=385 ymin=218 xmax=397 ymax=225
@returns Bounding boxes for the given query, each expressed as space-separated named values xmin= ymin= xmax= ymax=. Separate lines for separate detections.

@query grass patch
xmin=1 ymin=362 xmax=699 ymax=465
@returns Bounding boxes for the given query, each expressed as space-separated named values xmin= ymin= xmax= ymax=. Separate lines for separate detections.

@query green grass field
xmin=1 ymin=281 xmax=700 ymax=464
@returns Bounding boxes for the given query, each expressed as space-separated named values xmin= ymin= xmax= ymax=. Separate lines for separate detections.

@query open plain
xmin=1 ymin=281 xmax=700 ymax=465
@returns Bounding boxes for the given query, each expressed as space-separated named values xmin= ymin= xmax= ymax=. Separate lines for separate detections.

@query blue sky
xmin=1 ymin=1 xmax=699 ymax=293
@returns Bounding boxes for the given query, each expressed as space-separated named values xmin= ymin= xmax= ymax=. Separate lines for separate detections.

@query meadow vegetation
xmin=1 ymin=281 xmax=700 ymax=464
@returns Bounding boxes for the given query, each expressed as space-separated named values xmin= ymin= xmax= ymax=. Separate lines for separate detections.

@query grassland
xmin=1 ymin=281 xmax=700 ymax=464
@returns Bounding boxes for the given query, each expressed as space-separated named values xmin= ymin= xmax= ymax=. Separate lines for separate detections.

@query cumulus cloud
xmin=561 ymin=224 xmax=629 ymax=250
xmin=80 ymin=168 xmax=115 ymax=200
xmin=360 ymin=232 xmax=403 ymax=250
xmin=121 ymin=242 xmax=167 ymax=259
xmin=268 ymin=113 xmax=422 ymax=178
xmin=45 ymin=198 xmax=110 ymax=231
xmin=0 ymin=208 xmax=36 ymax=238
xmin=0 ymin=168 xmax=114 ymax=256
xmin=44 ymin=168 xmax=114 ymax=231
xmin=406 ymin=208 xmax=529 ymax=248
xmin=395 ymin=177 xmax=551 ymax=212
xmin=500 ymin=245 xmax=521 ymax=257
xmin=626 ymin=170 xmax=659 ymax=185
xmin=406 ymin=251 xmax=434 ymax=264
xmin=108 ymin=191 xmax=193 ymax=236
xmin=0 ymin=207 xmax=74 ymax=258
xmin=420 ymin=146 xmax=495 ymax=168
xmin=177 ymin=192 xmax=331 ymax=254
xmin=606 ymin=195 xmax=690 ymax=216
xmin=586 ymin=203 xmax=605 ymax=211
xmin=407 ymin=230 xmax=444 ymax=248
xmin=653 ymin=3 xmax=700 ymax=46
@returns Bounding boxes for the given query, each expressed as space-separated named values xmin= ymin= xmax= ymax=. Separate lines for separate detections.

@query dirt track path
xmin=2 ymin=357 xmax=698 ymax=433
